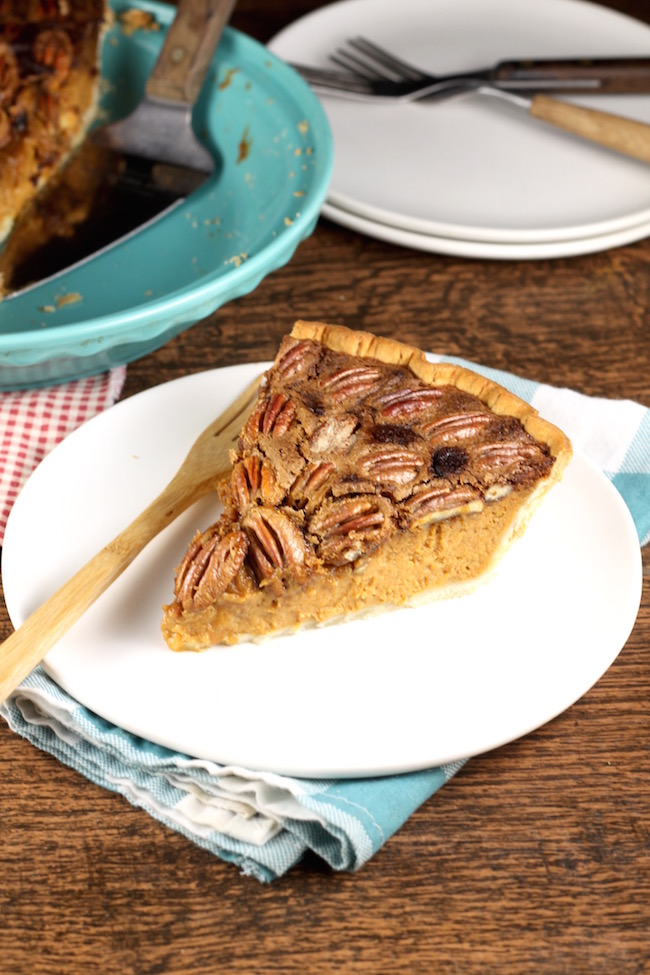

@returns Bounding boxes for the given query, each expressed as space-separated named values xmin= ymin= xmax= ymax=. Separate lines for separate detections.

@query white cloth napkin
xmin=0 ymin=368 xmax=126 ymax=543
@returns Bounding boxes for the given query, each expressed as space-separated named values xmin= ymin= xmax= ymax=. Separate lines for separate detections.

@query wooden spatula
xmin=0 ymin=374 xmax=261 ymax=705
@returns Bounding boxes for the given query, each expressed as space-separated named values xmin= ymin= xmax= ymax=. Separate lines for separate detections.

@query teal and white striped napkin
xmin=2 ymin=358 xmax=649 ymax=882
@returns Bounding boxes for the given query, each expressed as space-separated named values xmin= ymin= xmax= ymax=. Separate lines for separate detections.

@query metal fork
xmin=296 ymin=37 xmax=650 ymax=101
xmin=295 ymin=38 xmax=650 ymax=164
xmin=295 ymin=63 xmax=483 ymax=102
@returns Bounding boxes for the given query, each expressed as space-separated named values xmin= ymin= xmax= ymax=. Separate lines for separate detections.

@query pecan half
xmin=33 ymin=29 xmax=73 ymax=91
xmin=0 ymin=43 xmax=19 ymax=109
xmin=309 ymin=496 xmax=392 ymax=566
xmin=320 ymin=365 xmax=383 ymax=403
xmin=175 ymin=528 xmax=248 ymax=611
xmin=471 ymin=440 xmax=551 ymax=481
xmin=375 ymin=385 xmax=442 ymax=419
xmin=402 ymin=484 xmax=483 ymax=526
xmin=358 ymin=445 xmax=423 ymax=486
xmin=289 ymin=461 xmax=336 ymax=508
xmin=422 ymin=411 xmax=494 ymax=443
xmin=275 ymin=338 xmax=321 ymax=379
xmin=229 ymin=455 xmax=281 ymax=512
xmin=244 ymin=393 xmax=296 ymax=440
xmin=472 ymin=440 xmax=544 ymax=464
xmin=0 ymin=108 xmax=10 ymax=149
xmin=243 ymin=506 xmax=309 ymax=585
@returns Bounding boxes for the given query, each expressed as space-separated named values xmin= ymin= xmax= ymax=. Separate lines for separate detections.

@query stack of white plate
xmin=270 ymin=0 xmax=650 ymax=259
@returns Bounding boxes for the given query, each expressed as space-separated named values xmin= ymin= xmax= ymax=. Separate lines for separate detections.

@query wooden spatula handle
xmin=147 ymin=0 xmax=237 ymax=105
xmin=0 ymin=375 xmax=261 ymax=706
xmin=529 ymin=94 xmax=650 ymax=164
xmin=0 ymin=485 xmax=194 ymax=705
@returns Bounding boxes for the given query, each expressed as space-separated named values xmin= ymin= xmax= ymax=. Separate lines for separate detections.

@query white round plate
xmin=2 ymin=364 xmax=642 ymax=778
xmin=321 ymin=200 xmax=650 ymax=259
xmin=269 ymin=0 xmax=650 ymax=245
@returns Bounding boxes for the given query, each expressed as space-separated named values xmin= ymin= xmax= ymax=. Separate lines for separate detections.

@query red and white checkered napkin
xmin=0 ymin=368 xmax=126 ymax=545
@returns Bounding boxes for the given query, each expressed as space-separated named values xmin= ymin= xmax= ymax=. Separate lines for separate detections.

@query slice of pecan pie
xmin=0 ymin=1 xmax=106 ymax=256
xmin=162 ymin=322 xmax=572 ymax=650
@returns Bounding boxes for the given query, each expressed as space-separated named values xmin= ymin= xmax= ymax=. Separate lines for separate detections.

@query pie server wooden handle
xmin=146 ymin=0 xmax=238 ymax=106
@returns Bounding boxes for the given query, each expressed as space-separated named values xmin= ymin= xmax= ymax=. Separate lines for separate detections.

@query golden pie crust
xmin=162 ymin=322 xmax=573 ymax=650
xmin=0 ymin=2 xmax=106 ymax=263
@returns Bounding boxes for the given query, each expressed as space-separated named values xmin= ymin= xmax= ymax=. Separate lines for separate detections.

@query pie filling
xmin=162 ymin=322 xmax=572 ymax=650
xmin=0 ymin=1 xmax=106 ymax=289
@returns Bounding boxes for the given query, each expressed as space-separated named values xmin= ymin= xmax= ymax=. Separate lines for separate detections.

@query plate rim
xmin=320 ymin=200 xmax=650 ymax=260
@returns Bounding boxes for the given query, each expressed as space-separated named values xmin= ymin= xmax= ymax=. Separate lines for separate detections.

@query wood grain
xmin=147 ymin=0 xmax=238 ymax=103
xmin=1 ymin=2 xmax=649 ymax=973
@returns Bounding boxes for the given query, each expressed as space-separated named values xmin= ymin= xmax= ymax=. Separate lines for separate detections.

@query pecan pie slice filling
xmin=0 ymin=1 xmax=106 ymax=292
xmin=162 ymin=322 xmax=572 ymax=650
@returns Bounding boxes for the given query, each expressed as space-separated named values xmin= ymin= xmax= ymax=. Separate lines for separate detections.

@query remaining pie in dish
xmin=0 ymin=1 xmax=106 ymax=252
xmin=162 ymin=321 xmax=573 ymax=650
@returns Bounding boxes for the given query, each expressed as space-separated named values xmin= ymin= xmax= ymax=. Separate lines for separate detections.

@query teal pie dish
xmin=0 ymin=0 xmax=334 ymax=390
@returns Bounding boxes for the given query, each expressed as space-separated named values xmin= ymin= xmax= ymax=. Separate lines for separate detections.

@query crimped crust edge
xmin=291 ymin=320 xmax=573 ymax=484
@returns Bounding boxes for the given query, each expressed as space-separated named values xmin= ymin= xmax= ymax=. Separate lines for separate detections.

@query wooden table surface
xmin=2 ymin=1 xmax=649 ymax=972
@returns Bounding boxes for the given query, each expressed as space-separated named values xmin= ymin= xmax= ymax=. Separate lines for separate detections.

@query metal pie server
xmin=1 ymin=0 xmax=237 ymax=294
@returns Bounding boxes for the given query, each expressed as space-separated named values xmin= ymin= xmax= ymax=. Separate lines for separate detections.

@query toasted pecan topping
xmin=422 ymin=411 xmax=493 ymax=441
xmin=0 ymin=108 xmax=11 ymax=149
xmin=244 ymin=393 xmax=296 ymax=439
xmin=242 ymin=507 xmax=309 ymax=584
xmin=33 ymin=28 xmax=73 ymax=90
xmin=229 ymin=455 xmax=281 ymax=512
xmin=0 ymin=43 xmax=19 ymax=109
xmin=470 ymin=440 xmax=552 ymax=484
xmin=374 ymin=385 xmax=443 ymax=419
xmin=275 ymin=338 xmax=321 ymax=379
xmin=403 ymin=484 xmax=484 ymax=526
xmin=358 ymin=445 xmax=423 ymax=486
xmin=309 ymin=496 xmax=391 ymax=566
xmin=320 ymin=364 xmax=383 ymax=402
xmin=289 ymin=461 xmax=336 ymax=508
xmin=175 ymin=529 xmax=248 ymax=611
xmin=173 ymin=334 xmax=557 ymax=608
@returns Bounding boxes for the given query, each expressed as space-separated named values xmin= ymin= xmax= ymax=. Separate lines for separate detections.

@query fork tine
xmin=330 ymin=48 xmax=386 ymax=80
xmin=292 ymin=64 xmax=376 ymax=94
xmin=346 ymin=37 xmax=428 ymax=82
xmin=293 ymin=37 xmax=455 ymax=102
